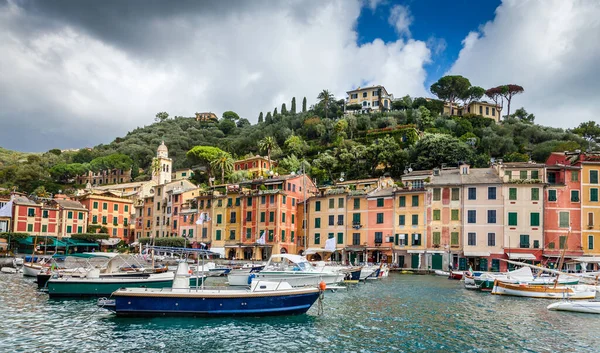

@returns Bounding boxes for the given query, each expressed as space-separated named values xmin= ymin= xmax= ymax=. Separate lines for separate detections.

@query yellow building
xmin=172 ymin=169 xmax=194 ymax=181
xmin=233 ymin=155 xmax=275 ymax=178
xmin=346 ymin=85 xmax=394 ymax=112
xmin=394 ymin=170 xmax=430 ymax=269
xmin=305 ymin=189 xmax=348 ymax=261
xmin=210 ymin=188 xmax=244 ymax=259
xmin=582 ymin=153 xmax=600 ymax=256
xmin=443 ymin=101 xmax=501 ymax=122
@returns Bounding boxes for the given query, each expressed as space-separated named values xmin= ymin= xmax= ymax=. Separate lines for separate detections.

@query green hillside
xmin=1 ymin=79 xmax=598 ymax=195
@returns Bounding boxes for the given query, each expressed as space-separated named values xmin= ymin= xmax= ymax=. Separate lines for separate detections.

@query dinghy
xmin=547 ymin=301 xmax=600 ymax=314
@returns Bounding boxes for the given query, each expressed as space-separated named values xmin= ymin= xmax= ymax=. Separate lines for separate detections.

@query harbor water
xmin=0 ymin=273 xmax=598 ymax=353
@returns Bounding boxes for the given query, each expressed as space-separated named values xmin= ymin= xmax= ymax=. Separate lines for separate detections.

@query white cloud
xmin=0 ymin=0 xmax=431 ymax=151
xmin=388 ymin=5 xmax=412 ymax=37
xmin=365 ymin=0 xmax=386 ymax=12
xmin=449 ymin=0 xmax=600 ymax=127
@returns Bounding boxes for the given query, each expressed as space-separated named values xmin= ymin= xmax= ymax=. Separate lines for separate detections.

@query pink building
xmin=365 ymin=188 xmax=394 ymax=263
xmin=544 ymin=152 xmax=583 ymax=269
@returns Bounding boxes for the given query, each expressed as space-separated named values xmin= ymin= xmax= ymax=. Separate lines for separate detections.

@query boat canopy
xmin=265 ymin=254 xmax=314 ymax=271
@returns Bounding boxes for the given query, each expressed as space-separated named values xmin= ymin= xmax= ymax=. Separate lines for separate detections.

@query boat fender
xmin=248 ymin=273 xmax=256 ymax=285
xmin=319 ymin=281 xmax=326 ymax=291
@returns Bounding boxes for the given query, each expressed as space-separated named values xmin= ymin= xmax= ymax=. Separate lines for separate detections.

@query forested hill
xmin=0 ymin=93 xmax=598 ymax=195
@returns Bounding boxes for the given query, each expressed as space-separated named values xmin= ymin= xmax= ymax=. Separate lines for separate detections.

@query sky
xmin=1 ymin=0 xmax=599 ymax=152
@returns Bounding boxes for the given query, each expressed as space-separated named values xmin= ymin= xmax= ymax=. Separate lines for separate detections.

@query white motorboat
xmin=254 ymin=254 xmax=345 ymax=287
xmin=547 ymin=300 xmax=600 ymax=314
xmin=227 ymin=265 xmax=264 ymax=286
xmin=434 ymin=270 xmax=450 ymax=277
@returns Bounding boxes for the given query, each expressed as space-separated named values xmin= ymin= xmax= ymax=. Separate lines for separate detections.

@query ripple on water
xmin=1 ymin=273 xmax=599 ymax=352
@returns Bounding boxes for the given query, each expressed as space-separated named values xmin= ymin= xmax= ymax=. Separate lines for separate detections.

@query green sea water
xmin=0 ymin=273 xmax=598 ymax=353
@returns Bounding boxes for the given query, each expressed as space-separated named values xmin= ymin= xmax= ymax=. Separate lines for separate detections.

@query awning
xmin=366 ymin=247 xmax=392 ymax=251
xmin=65 ymin=239 xmax=99 ymax=247
xmin=427 ymin=250 xmax=445 ymax=254
xmin=407 ymin=250 xmax=425 ymax=254
xmin=344 ymin=247 xmax=366 ymax=252
xmin=100 ymin=238 xmax=121 ymax=246
xmin=507 ymin=253 xmax=536 ymax=260
xmin=572 ymin=257 xmax=600 ymax=264
xmin=51 ymin=239 xmax=68 ymax=247
xmin=304 ymin=247 xmax=334 ymax=255
xmin=464 ymin=251 xmax=491 ymax=257
xmin=210 ymin=247 xmax=225 ymax=257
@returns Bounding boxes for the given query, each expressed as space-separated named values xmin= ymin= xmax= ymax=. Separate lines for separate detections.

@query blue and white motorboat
xmin=100 ymin=261 xmax=321 ymax=317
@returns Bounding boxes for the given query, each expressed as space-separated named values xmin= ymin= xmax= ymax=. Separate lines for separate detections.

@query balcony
xmin=520 ymin=243 xmax=530 ymax=249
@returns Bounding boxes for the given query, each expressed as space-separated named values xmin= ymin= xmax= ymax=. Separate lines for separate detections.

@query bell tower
xmin=152 ymin=141 xmax=172 ymax=185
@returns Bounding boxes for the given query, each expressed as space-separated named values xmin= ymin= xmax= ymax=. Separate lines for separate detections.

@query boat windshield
xmin=265 ymin=255 xmax=314 ymax=272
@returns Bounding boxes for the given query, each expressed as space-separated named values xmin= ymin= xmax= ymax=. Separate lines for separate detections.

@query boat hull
xmin=547 ymin=301 xmax=600 ymax=314
xmin=449 ymin=271 xmax=463 ymax=280
xmin=491 ymin=281 xmax=596 ymax=299
xmin=110 ymin=289 xmax=320 ymax=317
xmin=47 ymin=278 xmax=174 ymax=297
xmin=254 ymin=272 xmax=344 ymax=287
xmin=23 ymin=264 xmax=43 ymax=277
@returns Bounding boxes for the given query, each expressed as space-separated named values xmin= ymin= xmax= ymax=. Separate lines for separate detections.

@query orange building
xmin=78 ymin=192 xmax=133 ymax=241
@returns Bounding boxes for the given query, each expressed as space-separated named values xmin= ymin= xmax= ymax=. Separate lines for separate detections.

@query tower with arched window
xmin=152 ymin=141 xmax=172 ymax=185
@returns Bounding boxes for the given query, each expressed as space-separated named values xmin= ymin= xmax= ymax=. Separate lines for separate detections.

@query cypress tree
xmin=302 ymin=97 xmax=307 ymax=112
xmin=281 ymin=103 xmax=287 ymax=115
xmin=291 ymin=97 xmax=296 ymax=114
xmin=258 ymin=112 xmax=264 ymax=123
xmin=265 ymin=112 xmax=273 ymax=124
xmin=273 ymin=107 xmax=278 ymax=116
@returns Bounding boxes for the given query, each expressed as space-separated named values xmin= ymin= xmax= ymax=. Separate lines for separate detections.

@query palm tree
xmin=317 ymin=89 xmax=334 ymax=120
xmin=258 ymin=136 xmax=277 ymax=171
xmin=210 ymin=151 xmax=234 ymax=185
xmin=151 ymin=158 xmax=161 ymax=177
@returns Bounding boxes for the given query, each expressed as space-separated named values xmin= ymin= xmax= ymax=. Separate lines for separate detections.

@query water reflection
xmin=1 ymin=273 xmax=599 ymax=352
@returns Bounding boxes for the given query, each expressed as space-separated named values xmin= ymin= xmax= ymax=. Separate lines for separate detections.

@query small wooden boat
xmin=491 ymin=280 xmax=596 ymax=299
xmin=100 ymin=262 xmax=322 ymax=317
xmin=343 ymin=267 xmax=362 ymax=284
xmin=547 ymin=301 xmax=600 ymax=314
xmin=449 ymin=271 xmax=464 ymax=280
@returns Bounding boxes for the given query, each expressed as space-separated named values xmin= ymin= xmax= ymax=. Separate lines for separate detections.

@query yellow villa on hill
xmin=346 ymin=85 xmax=394 ymax=112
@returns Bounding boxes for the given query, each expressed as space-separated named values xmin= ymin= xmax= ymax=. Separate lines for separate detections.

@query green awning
xmin=65 ymin=238 xmax=99 ymax=247
xmin=51 ymin=239 xmax=68 ymax=247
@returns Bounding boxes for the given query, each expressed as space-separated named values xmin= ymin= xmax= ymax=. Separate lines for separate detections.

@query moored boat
xmin=434 ymin=270 xmax=450 ymax=277
xmin=254 ymin=254 xmax=345 ymax=287
xmin=46 ymin=270 xmax=178 ymax=297
xmin=100 ymin=262 xmax=322 ymax=317
xmin=449 ymin=271 xmax=464 ymax=280
xmin=547 ymin=301 xmax=600 ymax=314
xmin=491 ymin=280 xmax=596 ymax=299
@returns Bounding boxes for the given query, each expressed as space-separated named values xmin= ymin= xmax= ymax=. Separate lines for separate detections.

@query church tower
xmin=152 ymin=141 xmax=172 ymax=185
